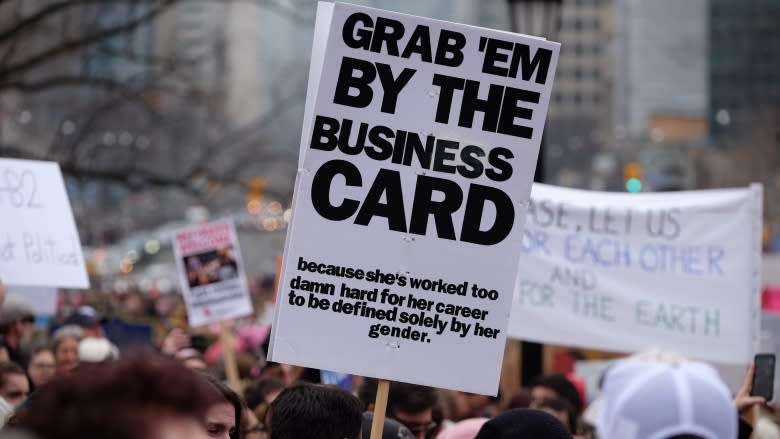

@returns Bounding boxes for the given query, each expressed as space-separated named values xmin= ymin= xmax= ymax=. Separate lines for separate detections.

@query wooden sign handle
xmin=219 ymin=320 xmax=242 ymax=396
xmin=369 ymin=380 xmax=391 ymax=439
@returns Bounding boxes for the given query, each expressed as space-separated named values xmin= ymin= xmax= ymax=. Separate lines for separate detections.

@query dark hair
xmin=387 ymin=381 xmax=438 ymax=416
xmin=474 ymin=408 xmax=572 ymax=439
xmin=0 ymin=361 xmax=26 ymax=387
xmin=245 ymin=376 xmax=286 ymax=410
xmin=504 ymin=388 xmax=532 ymax=410
xmin=530 ymin=374 xmax=583 ymax=416
xmin=15 ymin=350 xmax=220 ymax=439
xmin=270 ymin=383 xmax=362 ymax=439
xmin=357 ymin=377 xmax=378 ymax=410
xmin=201 ymin=372 xmax=246 ymax=439
xmin=537 ymin=397 xmax=577 ymax=433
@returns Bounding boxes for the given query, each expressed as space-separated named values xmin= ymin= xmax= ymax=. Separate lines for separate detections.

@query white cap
xmin=78 ymin=337 xmax=119 ymax=363
xmin=597 ymin=359 xmax=737 ymax=439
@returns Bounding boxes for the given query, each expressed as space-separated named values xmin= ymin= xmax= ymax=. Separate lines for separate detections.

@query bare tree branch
xmin=0 ymin=0 xmax=176 ymax=84
xmin=3 ymin=75 xmax=136 ymax=93
xmin=0 ymin=0 xmax=106 ymax=43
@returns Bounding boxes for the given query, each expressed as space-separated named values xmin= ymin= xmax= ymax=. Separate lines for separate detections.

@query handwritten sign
xmin=508 ymin=183 xmax=763 ymax=364
xmin=269 ymin=2 xmax=559 ymax=395
xmin=172 ymin=219 xmax=253 ymax=327
xmin=0 ymin=158 xmax=88 ymax=288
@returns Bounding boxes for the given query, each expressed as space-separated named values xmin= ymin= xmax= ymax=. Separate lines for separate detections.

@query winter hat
xmin=474 ymin=408 xmax=572 ymax=439
xmin=597 ymin=359 xmax=737 ymax=439
xmin=78 ymin=337 xmax=119 ymax=363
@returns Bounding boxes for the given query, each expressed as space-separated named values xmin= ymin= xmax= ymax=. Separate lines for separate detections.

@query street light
xmin=508 ymin=0 xmax=562 ymax=42
xmin=507 ymin=0 xmax=562 ymax=185
xmin=506 ymin=0 xmax=562 ymax=387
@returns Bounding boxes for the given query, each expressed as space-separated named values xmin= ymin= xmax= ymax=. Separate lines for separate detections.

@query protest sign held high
xmin=270 ymin=2 xmax=559 ymax=395
xmin=509 ymin=183 xmax=763 ymax=364
xmin=0 ymin=158 xmax=88 ymax=289
xmin=173 ymin=219 xmax=253 ymax=327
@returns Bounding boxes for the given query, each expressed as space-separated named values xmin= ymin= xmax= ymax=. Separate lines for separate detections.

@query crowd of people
xmin=0 ymin=279 xmax=775 ymax=439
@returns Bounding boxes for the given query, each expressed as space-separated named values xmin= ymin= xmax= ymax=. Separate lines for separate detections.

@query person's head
xmin=387 ymin=382 xmax=439 ymax=439
xmin=0 ymin=361 xmax=29 ymax=406
xmin=596 ymin=358 xmax=737 ymax=439
xmin=269 ymin=383 xmax=362 ymax=439
xmin=260 ymin=361 xmax=286 ymax=382
xmin=201 ymin=372 xmax=245 ymax=439
xmin=63 ymin=305 xmax=106 ymax=338
xmin=474 ymin=408 xmax=572 ymax=439
xmin=361 ymin=412 xmax=414 ymax=439
xmin=535 ymin=397 xmax=576 ymax=433
xmin=245 ymin=376 xmax=286 ymax=411
xmin=27 ymin=347 xmax=56 ymax=388
xmin=529 ymin=374 xmax=583 ymax=417
xmin=503 ymin=388 xmax=532 ymax=411
xmin=51 ymin=325 xmax=83 ymax=372
xmin=0 ymin=299 xmax=35 ymax=346
xmin=15 ymin=350 xmax=220 ymax=439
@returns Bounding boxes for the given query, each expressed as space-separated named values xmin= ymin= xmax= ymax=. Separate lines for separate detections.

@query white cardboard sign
xmin=509 ymin=184 xmax=763 ymax=364
xmin=269 ymin=2 xmax=559 ymax=394
xmin=0 ymin=158 xmax=88 ymax=288
xmin=172 ymin=220 xmax=253 ymax=327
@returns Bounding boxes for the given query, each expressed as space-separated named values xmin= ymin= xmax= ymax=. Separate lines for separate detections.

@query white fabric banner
xmin=270 ymin=2 xmax=560 ymax=394
xmin=508 ymin=183 xmax=763 ymax=364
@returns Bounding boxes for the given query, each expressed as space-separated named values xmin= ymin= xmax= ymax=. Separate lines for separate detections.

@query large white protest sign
xmin=509 ymin=184 xmax=763 ymax=364
xmin=0 ymin=158 xmax=88 ymax=289
xmin=173 ymin=220 xmax=253 ymax=327
xmin=269 ymin=2 xmax=559 ymax=394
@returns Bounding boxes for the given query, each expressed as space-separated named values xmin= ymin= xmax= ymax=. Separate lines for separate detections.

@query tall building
xmin=709 ymin=0 xmax=780 ymax=144
xmin=546 ymin=0 xmax=615 ymax=187
xmin=612 ymin=0 xmax=708 ymax=139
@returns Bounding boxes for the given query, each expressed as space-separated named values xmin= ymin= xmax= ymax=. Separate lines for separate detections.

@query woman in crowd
xmin=50 ymin=326 xmax=82 ymax=373
xmin=13 ymin=351 xmax=219 ymax=439
xmin=202 ymin=372 xmax=245 ymax=439
xmin=26 ymin=348 xmax=56 ymax=390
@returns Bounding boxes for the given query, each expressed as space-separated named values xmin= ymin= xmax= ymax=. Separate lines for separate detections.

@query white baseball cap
xmin=597 ymin=359 xmax=737 ymax=439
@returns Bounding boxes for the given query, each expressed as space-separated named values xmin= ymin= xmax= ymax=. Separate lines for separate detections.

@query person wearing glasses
xmin=357 ymin=379 xmax=440 ymax=439
xmin=26 ymin=347 xmax=56 ymax=390
xmin=0 ymin=298 xmax=36 ymax=369
xmin=386 ymin=382 xmax=440 ymax=439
